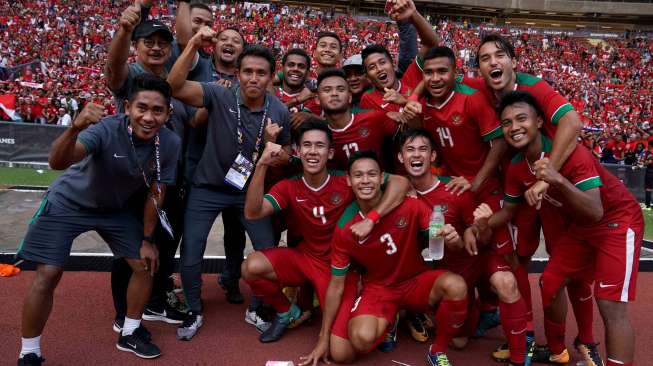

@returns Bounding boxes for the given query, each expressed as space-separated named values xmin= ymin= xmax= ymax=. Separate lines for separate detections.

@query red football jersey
xmin=416 ymin=177 xmax=477 ymax=268
xmin=421 ymin=83 xmax=503 ymax=179
xmin=359 ymin=58 xmax=422 ymax=112
xmin=504 ymin=137 xmax=641 ymax=240
xmin=328 ymin=110 xmax=399 ymax=170
xmin=331 ymin=197 xmax=431 ymax=286
xmin=400 ymin=56 xmax=424 ymax=93
xmin=265 ymin=173 xmax=354 ymax=261
xmin=275 ymin=87 xmax=322 ymax=115
xmin=462 ymin=73 xmax=574 ymax=140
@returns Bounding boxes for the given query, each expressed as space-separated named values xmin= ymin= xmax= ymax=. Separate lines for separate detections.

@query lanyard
xmin=127 ymin=125 xmax=161 ymax=195
xmin=235 ymin=87 xmax=269 ymax=163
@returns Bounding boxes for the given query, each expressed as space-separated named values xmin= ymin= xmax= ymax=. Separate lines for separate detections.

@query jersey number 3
xmin=380 ymin=233 xmax=397 ymax=255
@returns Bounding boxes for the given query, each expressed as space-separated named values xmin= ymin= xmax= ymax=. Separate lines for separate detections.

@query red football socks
xmin=513 ymin=264 xmax=533 ymax=326
xmin=544 ymin=318 xmax=567 ymax=355
xmin=246 ymin=278 xmax=291 ymax=313
xmin=432 ymin=298 xmax=468 ymax=353
xmin=500 ymin=298 xmax=528 ymax=364
xmin=567 ymin=281 xmax=595 ymax=345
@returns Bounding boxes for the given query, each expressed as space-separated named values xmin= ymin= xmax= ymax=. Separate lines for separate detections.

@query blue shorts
xmin=17 ymin=196 xmax=143 ymax=267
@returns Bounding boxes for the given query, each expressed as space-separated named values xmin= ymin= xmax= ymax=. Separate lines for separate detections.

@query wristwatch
xmin=143 ymin=234 xmax=155 ymax=243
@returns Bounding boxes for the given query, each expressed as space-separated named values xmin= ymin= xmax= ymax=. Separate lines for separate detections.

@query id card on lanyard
xmin=127 ymin=126 xmax=174 ymax=239
xmin=224 ymin=88 xmax=270 ymax=190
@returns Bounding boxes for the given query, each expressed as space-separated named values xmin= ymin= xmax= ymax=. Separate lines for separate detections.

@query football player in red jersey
xmin=275 ymin=32 xmax=345 ymax=128
xmin=359 ymin=0 xmax=438 ymax=112
xmin=473 ymin=91 xmax=642 ymax=366
xmin=399 ymin=128 xmax=530 ymax=366
xmin=242 ymin=122 xmax=411 ymax=344
xmin=466 ymin=34 xmax=582 ymax=174
xmin=305 ymin=150 xmax=467 ymax=366
xmin=275 ymin=48 xmax=321 ymax=119
xmin=404 ymin=46 xmax=532 ymax=363
xmin=466 ymin=34 xmax=585 ymax=360
xmin=316 ymin=68 xmax=411 ymax=170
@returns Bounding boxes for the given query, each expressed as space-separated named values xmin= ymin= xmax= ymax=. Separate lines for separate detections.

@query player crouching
xmin=305 ymin=150 xmax=468 ymax=366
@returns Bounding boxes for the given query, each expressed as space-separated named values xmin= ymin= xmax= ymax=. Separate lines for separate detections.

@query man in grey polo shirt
xmin=168 ymin=28 xmax=291 ymax=341
xmin=168 ymin=2 xmax=251 ymax=306
xmin=16 ymin=75 xmax=181 ymax=364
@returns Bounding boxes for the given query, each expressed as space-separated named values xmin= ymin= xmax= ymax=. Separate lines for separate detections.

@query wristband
xmin=366 ymin=210 xmax=380 ymax=223
xmin=143 ymin=234 xmax=155 ymax=243
xmin=407 ymin=93 xmax=420 ymax=102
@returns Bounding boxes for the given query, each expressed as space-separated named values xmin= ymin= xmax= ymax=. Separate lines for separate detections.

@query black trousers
xmin=111 ymin=185 xmax=185 ymax=320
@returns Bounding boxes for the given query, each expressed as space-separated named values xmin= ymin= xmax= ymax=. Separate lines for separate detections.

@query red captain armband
xmin=366 ymin=210 xmax=380 ymax=224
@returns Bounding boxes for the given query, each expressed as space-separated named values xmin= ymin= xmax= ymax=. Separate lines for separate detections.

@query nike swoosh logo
xmin=496 ymin=265 xmax=511 ymax=271
xmin=599 ymin=282 xmax=618 ymax=288
xmin=127 ymin=342 xmax=137 ymax=348
xmin=524 ymin=181 xmax=535 ymax=186
xmin=579 ymin=295 xmax=593 ymax=302
xmin=511 ymin=328 xmax=527 ymax=335
xmin=295 ymin=198 xmax=307 ymax=202
xmin=452 ymin=323 xmax=464 ymax=329
xmin=148 ymin=309 xmax=166 ymax=316
xmin=358 ymin=236 xmax=370 ymax=245
xmin=381 ymin=103 xmax=389 ymax=109
xmin=424 ymin=116 xmax=432 ymax=120
xmin=229 ymin=108 xmax=237 ymax=114
xmin=113 ymin=153 xmax=127 ymax=158
xmin=496 ymin=240 xmax=510 ymax=249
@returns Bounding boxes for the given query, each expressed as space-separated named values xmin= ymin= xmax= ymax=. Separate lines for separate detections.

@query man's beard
xmin=323 ymin=103 xmax=349 ymax=115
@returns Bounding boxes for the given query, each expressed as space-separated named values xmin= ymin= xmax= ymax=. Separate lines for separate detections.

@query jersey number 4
xmin=380 ymin=233 xmax=397 ymax=255
xmin=312 ymin=206 xmax=327 ymax=224
xmin=436 ymin=127 xmax=454 ymax=147
xmin=342 ymin=142 xmax=359 ymax=158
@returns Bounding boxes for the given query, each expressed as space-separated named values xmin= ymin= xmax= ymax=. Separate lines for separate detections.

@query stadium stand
xmin=1 ymin=1 xmax=650 ymax=165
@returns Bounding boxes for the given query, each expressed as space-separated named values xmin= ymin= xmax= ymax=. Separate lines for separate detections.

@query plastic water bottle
xmin=428 ymin=205 xmax=445 ymax=260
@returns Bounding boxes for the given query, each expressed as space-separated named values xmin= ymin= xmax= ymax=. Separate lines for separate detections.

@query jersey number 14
xmin=436 ymin=127 xmax=454 ymax=147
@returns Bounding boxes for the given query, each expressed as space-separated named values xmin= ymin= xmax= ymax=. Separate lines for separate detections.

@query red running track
xmin=2 ymin=273 xmax=652 ymax=366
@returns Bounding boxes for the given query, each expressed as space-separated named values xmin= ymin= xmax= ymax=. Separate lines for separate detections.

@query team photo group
xmin=12 ymin=1 xmax=644 ymax=366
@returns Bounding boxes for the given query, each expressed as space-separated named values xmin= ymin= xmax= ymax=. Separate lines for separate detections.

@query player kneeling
xmin=469 ymin=91 xmax=642 ymax=366
xmin=302 ymin=151 xmax=468 ymax=366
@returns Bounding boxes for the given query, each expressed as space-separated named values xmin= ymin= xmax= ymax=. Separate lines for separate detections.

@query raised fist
xmin=73 ymin=103 xmax=105 ymax=130
xmin=190 ymin=26 xmax=218 ymax=49
xmin=120 ymin=2 xmax=141 ymax=33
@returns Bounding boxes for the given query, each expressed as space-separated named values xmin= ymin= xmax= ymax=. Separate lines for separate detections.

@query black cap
xmin=132 ymin=20 xmax=174 ymax=42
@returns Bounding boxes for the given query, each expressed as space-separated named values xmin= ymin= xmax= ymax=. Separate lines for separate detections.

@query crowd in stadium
xmin=1 ymin=1 xmax=652 ymax=165
xmin=6 ymin=1 xmax=648 ymax=366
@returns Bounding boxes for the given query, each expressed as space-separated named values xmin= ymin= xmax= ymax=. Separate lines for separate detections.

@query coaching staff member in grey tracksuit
xmin=16 ymin=74 xmax=181 ymax=365
xmin=167 ymin=27 xmax=291 ymax=341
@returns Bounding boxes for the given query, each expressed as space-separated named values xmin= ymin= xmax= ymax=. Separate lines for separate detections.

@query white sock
xmin=121 ymin=317 xmax=141 ymax=336
xmin=20 ymin=335 xmax=41 ymax=357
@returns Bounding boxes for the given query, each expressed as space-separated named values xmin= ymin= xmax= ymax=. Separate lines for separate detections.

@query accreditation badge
xmin=224 ymin=153 xmax=254 ymax=190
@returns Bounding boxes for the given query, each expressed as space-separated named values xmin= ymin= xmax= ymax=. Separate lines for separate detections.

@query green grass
xmin=0 ymin=167 xmax=61 ymax=187
xmin=643 ymin=207 xmax=653 ymax=242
